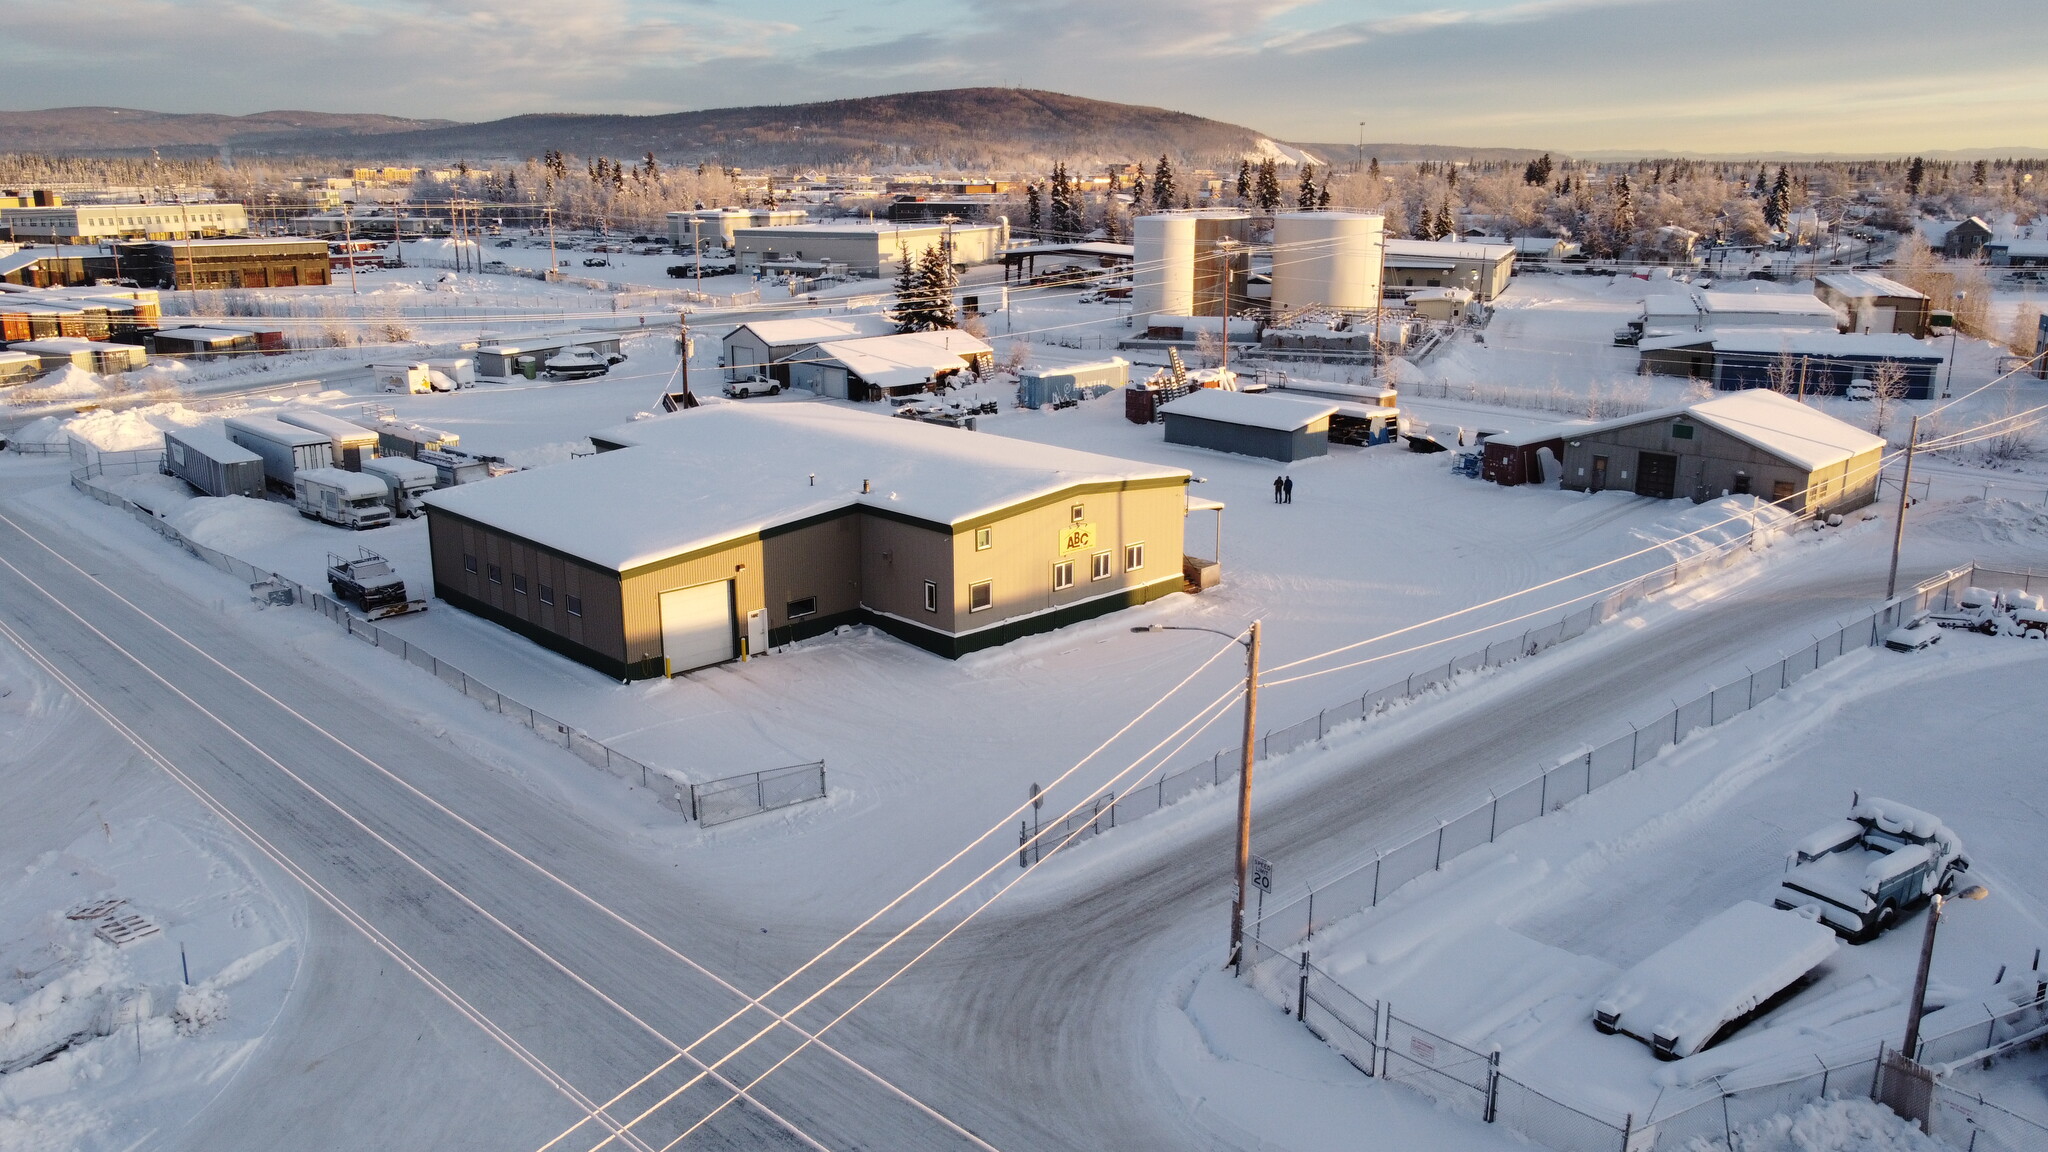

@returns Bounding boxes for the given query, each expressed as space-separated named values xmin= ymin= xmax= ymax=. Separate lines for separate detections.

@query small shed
xmin=151 ymin=326 xmax=259 ymax=360
xmin=790 ymin=330 xmax=993 ymax=400
xmin=0 ymin=349 xmax=41 ymax=387
xmin=1813 ymin=272 xmax=1932 ymax=338
xmin=1018 ymin=358 xmax=1129 ymax=408
xmin=1481 ymin=431 xmax=1568 ymax=486
xmin=1160 ymin=389 xmax=1337 ymax=462
xmin=721 ymin=315 xmax=897 ymax=385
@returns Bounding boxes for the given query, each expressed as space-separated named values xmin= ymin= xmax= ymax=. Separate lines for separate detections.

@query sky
xmin=6 ymin=0 xmax=2046 ymax=155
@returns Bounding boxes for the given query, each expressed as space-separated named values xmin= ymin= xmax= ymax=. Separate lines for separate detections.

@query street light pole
xmin=1943 ymin=291 xmax=1965 ymax=398
xmin=1902 ymin=882 xmax=1989 ymax=1061
xmin=1131 ymin=620 xmax=1261 ymax=971
xmin=1885 ymin=413 xmax=1921 ymax=601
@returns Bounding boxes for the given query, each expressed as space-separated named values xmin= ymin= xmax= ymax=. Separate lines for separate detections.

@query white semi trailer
xmin=276 ymin=410 xmax=381 ymax=470
xmin=224 ymin=415 xmax=334 ymax=492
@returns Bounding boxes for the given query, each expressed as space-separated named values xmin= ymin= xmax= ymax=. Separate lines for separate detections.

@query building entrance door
xmin=659 ymin=580 xmax=736 ymax=675
xmin=1635 ymin=452 xmax=1678 ymax=499
xmin=1590 ymin=455 xmax=1609 ymax=492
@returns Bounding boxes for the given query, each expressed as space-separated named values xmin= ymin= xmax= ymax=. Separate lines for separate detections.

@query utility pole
xmin=1214 ymin=236 xmax=1239 ymax=378
xmin=1228 ymin=621 xmax=1261 ymax=973
xmin=341 ymin=200 xmax=359 ymax=295
xmin=1943 ymin=291 xmax=1965 ymax=398
xmin=693 ymin=216 xmax=703 ymax=292
xmin=179 ymin=202 xmax=198 ymax=292
xmin=1885 ymin=413 xmax=1921 ymax=600
xmin=545 ymin=204 xmax=557 ymax=280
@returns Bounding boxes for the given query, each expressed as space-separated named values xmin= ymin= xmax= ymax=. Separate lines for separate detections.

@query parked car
xmin=1883 ymin=617 xmax=1942 ymax=651
xmin=2015 ymin=606 xmax=2048 ymax=638
xmin=583 ymin=257 xmax=610 ymax=267
xmin=724 ymin=376 xmax=781 ymax=399
xmin=1773 ymin=797 xmax=1969 ymax=942
xmin=1845 ymin=380 xmax=1876 ymax=401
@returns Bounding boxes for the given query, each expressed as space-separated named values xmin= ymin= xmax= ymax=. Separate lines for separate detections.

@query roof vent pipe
xmin=862 ymin=479 xmax=871 ymax=493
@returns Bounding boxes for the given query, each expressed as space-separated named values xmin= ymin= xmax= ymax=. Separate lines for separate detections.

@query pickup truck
xmin=1772 ymin=797 xmax=1969 ymax=943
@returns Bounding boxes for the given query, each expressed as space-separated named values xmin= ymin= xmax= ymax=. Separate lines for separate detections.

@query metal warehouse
xmin=1813 ymin=272 xmax=1932 ymax=337
xmin=1556 ymin=390 xmax=1884 ymax=516
xmin=423 ymin=404 xmax=1196 ymax=679
xmin=730 ymin=222 xmax=1005 ymax=277
xmin=1160 ymin=389 xmax=1337 ymax=462
xmin=1708 ymin=331 xmax=1943 ymax=399
xmin=721 ymin=315 xmax=898 ymax=385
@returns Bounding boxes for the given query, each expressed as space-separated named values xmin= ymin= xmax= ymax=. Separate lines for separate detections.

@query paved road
xmin=0 ymin=470 xmax=1951 ymax=1152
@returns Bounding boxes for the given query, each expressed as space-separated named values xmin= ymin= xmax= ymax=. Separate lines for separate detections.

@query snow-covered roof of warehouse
xmin=1814 ymin=271 xmax=1927 ymax=300
xmin=1697 ymin=290 xmax=1842 ymax=319
xmin=1686 ymin=390 xmax=1885 ymax=471
xmin=426 ymin=403 xmax=1189 ymax=572
xmin=808 ymin=330 xmax=993 ymax=390
xmin=1707 ymin=330 xmax=1941 ymax=358
xmin=1384 ymin=239 xmax=1515 ymax=261
xmin=731 ymin=315 xmax=897 ymax=348
xmin=1161 ymin=388 xmax=1337 ymax=431
xmin=1990 ymin=239 xmax=2048 ymax=257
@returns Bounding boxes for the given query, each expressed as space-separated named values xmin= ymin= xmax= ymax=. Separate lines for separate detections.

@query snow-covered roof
xmin=1686 ymin=389 xmax=1886 ymax=471
xmin=430 ymin=403 xmax=1189 ymax=572
xmin=805 ymin=330 xmax=992 ymax=390
xmin=154 ymin=326 xmax=256 ymax=343
xmin=1706 ymin=330 xmax=1941 ymax=360
xmin=1990 ymin=239 xmax=2048 ymax=258
xmin=1636 ymin=332 xmax=1715 ymax=352
xmin=1814 ymin=272 xmax=1927 ymax=301
xmin=0 ymin=349 xmax=38 ymax=365
xmin=0 ymin=250 xmax=43 ymax=277
xmin=1407 ymin=287 xmax=1474 ymax=303
xmin=731 ymin=314 xmax=897 ymax=349
xmin=1384 ymin=239 xmax=1515 ymax=262
xmin=735 ymin=221 xmax=999 ymax=237
xmin=10 ymin=337 xmax=103 ymax=352
xmin=1696 ymin=291 xmax=1842 ymax=320
xmin=295 ymin=467 xmax=388 ymax=498
xmin=277 ymin=410 xmax=380 ymax=444
xmin=1161 ymin=388 xmax=1337 ymax=432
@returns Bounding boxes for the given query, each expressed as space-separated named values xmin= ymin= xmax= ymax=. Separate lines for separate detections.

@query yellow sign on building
xmin=1059 ymin=522 xmax=1097 ymax=554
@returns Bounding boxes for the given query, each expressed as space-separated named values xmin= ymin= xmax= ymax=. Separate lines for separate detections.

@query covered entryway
xmin=659 ymin=580 xmax=736 ymax=675
xmin=1635 ymin=452 xmax=1678 ymax=499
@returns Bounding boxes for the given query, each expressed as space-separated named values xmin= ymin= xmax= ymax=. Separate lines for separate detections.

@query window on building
xmin=1671 ymin=422 xmax=1695 ymax=440
xmin=1091 ymin=551 xmax=1112 ymax=581
xmin=1053 ymin=560 xmax=1075 ymax=590
xmin=923 ymin=581 xmax=939 ymax=612
xmin=565 ymin=595 xmax=583 ymax=618
xmin=539 ymin=584 xmax=555 ymax=606
xmin=975 ymin=526 xmax=992 ymax=551
xmin=512 ymin=574 xmax=527 ymax=594
xmin=487 ymin=563 xmax=502 ymax=585
xmin=789 ymin=596 xmax=818 ymax=619
xmin=969 ymin=581 xmax=992 ymax=612
xmin=1070 ymin=503 xmax=1085 ymax=522
xmin=1125 ymin=542 xmax=1145 ymax=571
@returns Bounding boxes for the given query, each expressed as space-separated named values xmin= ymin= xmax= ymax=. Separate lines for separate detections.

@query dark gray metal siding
xmin=1163 ymin=413 xmax=1326 ymax=462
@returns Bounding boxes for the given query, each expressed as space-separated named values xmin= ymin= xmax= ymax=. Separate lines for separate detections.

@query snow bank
xmin=164 ymin=495 xmax=306 ymax=557
xmin=59 ymin=403 xmax=213 ymax=453
xmin=16 ymin=365 xmax=107 ymax=402
xmin=1691 ymin=1095 xmax=1948 ymax=1152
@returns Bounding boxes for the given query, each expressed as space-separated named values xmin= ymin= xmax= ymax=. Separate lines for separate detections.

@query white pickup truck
xmin=1594 ymin=901 xmax=1839 ymax=1060
xmin=1773 ymin=797 xmax=1969 ymax=943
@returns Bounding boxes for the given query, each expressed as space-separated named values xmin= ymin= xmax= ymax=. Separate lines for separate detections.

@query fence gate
xmin=1874 ymin=1049 xmax=1935 ymax=1131
xmin=1380 ymin=1011 xmax=1493 ymax=1121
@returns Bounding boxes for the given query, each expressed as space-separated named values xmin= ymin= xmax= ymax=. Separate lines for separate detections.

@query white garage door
xmin=659 ymin=580 xmax=735 ymax=675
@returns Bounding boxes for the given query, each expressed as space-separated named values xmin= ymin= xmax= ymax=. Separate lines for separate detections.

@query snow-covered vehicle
xmin=1594 ymin=901 xmax=1839 ymax=1060
xmin=1772 ymin=797 xmax=1969 ymax=943
xmin=1882 ymin=617 xmax=1942 ymax=652
xmin=1931 ymin=586 xmax=2005 ymax=634
xmin=544 ymin=348 xmax=610 ymax=380
xmin=326 ymin=549 xmax=426 ymax=619
xmin=2015 ymin=606 xmax=2048 ymax=639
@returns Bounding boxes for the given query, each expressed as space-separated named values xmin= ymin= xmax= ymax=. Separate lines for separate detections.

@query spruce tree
xmin=1907 ymin=156 xmax=1925 ymax=195
xmin=1026 ymin=183 xmax=1042 ymax=229
xmin=1612 ymin=174 xmax=1636 ymax=247
xmin=1256 ymin=159 xmax=1281 ymax=212
xmin=1235 ymin=160 xmax=1252 ymax=203
xmin=1152 ymin=154 xmax=1176 ymax=210
xmin=1132 ymin=163 xmax=1148 ymax=209
xmin=1297 ymin=164 xmax=1318 ymax=209
xmin=1368 ymin=156 xmax=1380 ymax=181
xmin=1765 ymin=167 xmax=1791 ymax=230
xmin=889 ymin=246 xmax=923 ymax=332
xmin=1318 ymin=185 xmax=1331 ymax=209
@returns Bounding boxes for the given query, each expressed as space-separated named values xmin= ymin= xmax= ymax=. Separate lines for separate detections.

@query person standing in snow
xmin=1283 ymin=475 xmax=1294 ymax=504
xmin=1273 ymin=475 xmax=1284 ymax=503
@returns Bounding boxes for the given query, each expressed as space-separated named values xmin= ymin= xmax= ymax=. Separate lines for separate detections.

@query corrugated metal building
xmin=424 ymin=404 xmax=1194 ymax=677
xmin=1556 ymin=390 xmax=1884 ymax=515
xmin=1814 ymin=272 xmax=1932 ymax=337
xmin=1161 ymin=389 xmax=1336 ymax=462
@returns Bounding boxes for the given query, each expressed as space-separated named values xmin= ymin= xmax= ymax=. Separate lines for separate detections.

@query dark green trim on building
xmin=861 ymin=577 xmax=1183 ymax=659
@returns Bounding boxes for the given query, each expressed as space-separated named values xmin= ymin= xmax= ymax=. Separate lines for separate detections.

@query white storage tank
xmin=1271 ymin=211 xmax=1385 ymax=315
xmin=1133 ymin=215 xmax=1196 ymax=318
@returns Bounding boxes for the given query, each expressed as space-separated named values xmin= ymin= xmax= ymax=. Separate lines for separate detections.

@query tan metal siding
xmin=618 ymin=539 xmax=764 ymax=668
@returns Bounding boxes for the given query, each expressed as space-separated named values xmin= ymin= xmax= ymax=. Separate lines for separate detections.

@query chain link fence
xmin=1933 ymin=1083 xmax=2048 ymax=1152
xmin=68 ymin=468 xmax=823 ymax=825
xmin=1023 ymin=521 xmax=1797 ymax=869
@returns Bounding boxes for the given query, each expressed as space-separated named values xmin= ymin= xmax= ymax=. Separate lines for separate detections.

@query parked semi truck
xmin=163 ymin=428 xmax=264 ymax=499
xmin=294 ymin=468 xmax=393 ymax=530
xmin=276 ymin=410 xmax=381 ymax=470
xmin=224 ymin=415 xmax=334 ymax=492
xmin=1773 ymin=797 xmax=1969 ymax=942
xmin=1594 ymin=901 xmax=1839 ymax=1060
xmin=360 ymin=455 xmax=437 ymax=517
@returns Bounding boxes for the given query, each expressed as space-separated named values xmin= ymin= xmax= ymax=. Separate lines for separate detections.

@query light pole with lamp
xmin=1942 ymin=290 xmax=1965 ymax=398
xmin=1901 ymin=878 xmax=1990 ymax=1062
xmin=340 ymin=199 xmax=360 ymax=295
xmin=1132 ymin=621 xmax=1261 ymax=971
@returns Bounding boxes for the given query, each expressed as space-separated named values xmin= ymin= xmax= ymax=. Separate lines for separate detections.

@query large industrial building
xmin=1 ymin=201 xmax=249 ymax=243
xmin=1132 ymin=211 xmax=1254 ymax=318
xmin=117 ymin=239 xmax=332 ymax=290
xmin=425 ymin=404 xmax=1195 ymax=677
xmin=730 ymin=221 xmax=1005 ymax=277
xmin=1382 ymin=239 xmax=1516 ymax=301
xmin=667 ymin=207 xmax=809 ymax=249
xmin=1555 ymin=389 xmax=1883 ymax=515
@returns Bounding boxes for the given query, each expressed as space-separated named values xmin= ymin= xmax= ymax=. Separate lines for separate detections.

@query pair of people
xmin=1271 ymin=475 xmax=1294 ymax=504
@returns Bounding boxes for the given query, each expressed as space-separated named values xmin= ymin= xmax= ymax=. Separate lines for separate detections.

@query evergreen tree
xmin=1317 ymin=185 xmax=1331 ymax=209
xmin=1753 ymin=167 xmax=1767 ymax=197
xmin=1297 ymin=164 xmax=1318 ymax=209
xmin=890 ymin=244 xmax=958 ymax=333
xmin=1765 ymin=166 xmax=1791 ymax=230
xmin=1611 ymin=174 xmax=1636 ymax=245
xmin=1025 ymin=183 xmax=1042 ymax=229
xmin=1367 ymin=156 xmax=1380 ymax=182
xmin=1906 ymin=156 xmax=1925 ymax=194
xmin=1152 ymin=154 xmax=1176 ymax=210
xmin=1255 ymin=158 xmax=1281 ymax=212
xmin=643 ymin=152 xmax=660 ymax=179
xmin=1523 ymin=153 xmax=1554 ymax=185
xmin=1132 ymin=163 xmax=1147 ymax=208
xmin=1971 ymin=159 xmax=1988 ymax=187
xmin=888 ymin=246 xmax=922 ymax=331
xmin=1235 ymin=159 xmax=1252 ymax=203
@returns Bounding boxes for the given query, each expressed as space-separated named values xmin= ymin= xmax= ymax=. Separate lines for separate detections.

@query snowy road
xmin=0 ymin=469 xmax=1966 ymax=1151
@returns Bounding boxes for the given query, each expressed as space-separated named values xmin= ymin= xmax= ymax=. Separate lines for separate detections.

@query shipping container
xmin=374 ymin=421 xmax=459 ymax=459
xmin=164 ymin=429 xmax=264 ymax=499
xmin=224 ymin=415 xmax=334 ymax=491
xmin=1018 ymin=358 xmax=1129 ymax=408
xmin=0 ymin=350 xmax=43 ymax=388
xmin=372 ymin=362 xmax=433 ymax=393
xmin=276 ymin=410 xmax=381 ymax=470
xmin=360 ymin=455 xmax=438 ymax=517
xmin=424 ymin=356 xmax=476 ymax=388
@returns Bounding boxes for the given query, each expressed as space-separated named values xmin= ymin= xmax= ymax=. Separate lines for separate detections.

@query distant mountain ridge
xmin=0 ymin=107 xmax=455 ymax=155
